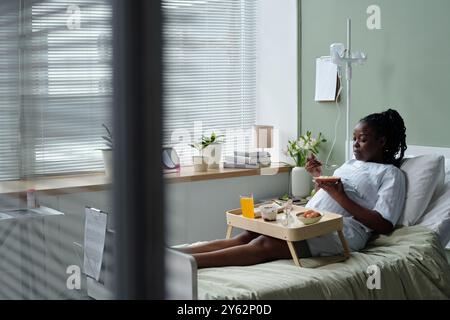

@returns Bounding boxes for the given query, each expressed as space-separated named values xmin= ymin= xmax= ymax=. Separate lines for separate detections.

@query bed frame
xmin=166 ymin=144 xmax=450 ymax=300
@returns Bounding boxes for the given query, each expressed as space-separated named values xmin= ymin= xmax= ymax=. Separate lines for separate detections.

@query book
xmin=223 ymin=162 xmax=262 ymax=169
xmin=223 ymin=161 xmax=271 ymax=169
xmin=224 ymin=155 xmax=271 ymax=166
xmin=233 ymin=151 xmax=271 ymax=159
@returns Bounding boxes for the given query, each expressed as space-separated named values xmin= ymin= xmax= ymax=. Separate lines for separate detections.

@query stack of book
xmin=223 ymin=151 xmax=271 ymax=169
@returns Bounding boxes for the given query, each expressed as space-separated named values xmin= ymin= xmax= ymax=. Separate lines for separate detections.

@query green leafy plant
xmin=189 ymin=132 xmax=224 ymax=154
xmin=102 ymin=123 xmax=113 ymax=150
xmin=279 ymin=193 xmax=290 ymax=201
xmin=286 ymin=131 xmax=326 ymax=167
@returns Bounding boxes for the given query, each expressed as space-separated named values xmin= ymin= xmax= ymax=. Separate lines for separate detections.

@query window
xmin=0 ymin=1 xmax=20 ymax=180
xmin=162 ymin=0 xmax=257 ymax=165
xmin=24 ymin=0 xmax=113 ymax=176
xmin=0 ymin=0 xmax=113 ymax=180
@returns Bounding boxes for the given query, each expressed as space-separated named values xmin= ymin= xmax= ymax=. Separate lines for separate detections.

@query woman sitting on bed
xmin=179 ymin=109 xmax=407 ymax=268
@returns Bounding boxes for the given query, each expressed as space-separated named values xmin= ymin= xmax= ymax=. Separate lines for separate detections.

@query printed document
xmin=84 ymin=207 xmax=107 ymax=281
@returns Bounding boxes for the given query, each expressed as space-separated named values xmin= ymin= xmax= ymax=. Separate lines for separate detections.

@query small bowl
xmin=260 ymin=205 xmax=278 ymax=221
xmin=297 ymin=212 xmax=323 ymax=225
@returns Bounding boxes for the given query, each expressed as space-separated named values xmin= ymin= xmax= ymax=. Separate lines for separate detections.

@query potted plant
xmin=286 ymin=131 xmax=326 ymax=198
xmin=101 ymin=123 xmax=113 ymax=177
xmin=189 ymin=132 xmax=224 ymax=172
xmin=202 ymin=132 xmax=224 ymax=169
xmin=189 ymin=140 xmax=208 ymax=172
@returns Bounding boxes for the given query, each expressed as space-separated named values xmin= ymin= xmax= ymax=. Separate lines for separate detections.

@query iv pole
xmin=345 ymin=19 xmax=352 ymax=162
xmin=330 ymin=19 xmax=367 ymax=161
xmin=330 ymin=19 xmax=366 ymax=161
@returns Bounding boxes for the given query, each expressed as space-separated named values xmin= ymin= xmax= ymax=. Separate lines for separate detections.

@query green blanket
xmin=198 ymin=226 xmax=450 ymax=299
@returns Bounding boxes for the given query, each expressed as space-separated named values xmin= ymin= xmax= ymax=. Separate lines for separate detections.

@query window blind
xmin=0 ymin=1 xmax=21 ymax=180
xmin=162 ymin=0 xmax=257 ymax=165
xmin=21 ymin=0 xmax=113 ymax=176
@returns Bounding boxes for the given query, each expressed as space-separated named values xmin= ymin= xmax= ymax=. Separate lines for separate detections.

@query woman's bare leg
xmin=177 ymin=231 xmax=259 ymax=254
xmin=193 ymin=235 xmax=292 ymax=268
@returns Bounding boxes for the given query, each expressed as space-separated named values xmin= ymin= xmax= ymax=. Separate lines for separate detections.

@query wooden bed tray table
xmin=225 ymin=205 xmax=350 ymax=267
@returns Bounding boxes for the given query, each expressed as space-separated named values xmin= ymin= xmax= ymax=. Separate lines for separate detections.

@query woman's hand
xmin=316 ymin=180 xmax=348 ymax=204
xmin=305 ymin=154 xmax=322 ymax=177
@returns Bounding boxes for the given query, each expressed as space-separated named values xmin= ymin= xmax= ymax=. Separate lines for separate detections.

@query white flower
xmin=297 ymin=139 xmax=307 ymax=149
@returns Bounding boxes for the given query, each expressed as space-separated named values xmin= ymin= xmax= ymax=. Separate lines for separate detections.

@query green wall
xmin=300 ymin=0 xmax=450 ymax=167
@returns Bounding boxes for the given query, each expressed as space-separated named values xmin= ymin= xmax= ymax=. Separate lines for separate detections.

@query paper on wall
xmin=84 ymin=207 xmax=107 ymax=281
xmin=314 ymin=56 xmax=338 ymax=101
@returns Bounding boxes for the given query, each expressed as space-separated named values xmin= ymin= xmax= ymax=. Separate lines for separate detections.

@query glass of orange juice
xmin=240 ymin=194 xmax=255 ymax=218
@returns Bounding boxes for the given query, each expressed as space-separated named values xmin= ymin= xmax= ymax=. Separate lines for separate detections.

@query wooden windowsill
xmin=0 ymin=173 xmax=111 ymax=195
xmin=164 ymin=163 xmax=291 ymax=183
xmin=0 ymin=163 xmax=291 ymax=195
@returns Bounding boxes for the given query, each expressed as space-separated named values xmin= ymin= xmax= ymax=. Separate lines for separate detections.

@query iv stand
xmin=345 ymin=19 xmax=352 ymax=162
xmin=342 ymin=18 xmax=367 ymax=161
xmin=329 ymin=19 xmax=367 ymax=161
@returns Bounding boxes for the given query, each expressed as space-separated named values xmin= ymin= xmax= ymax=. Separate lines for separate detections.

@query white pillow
xmin=417 ymin=181 xmax=450 ymax=248
xmin=398 ymin=154 xmax=445 ymax=226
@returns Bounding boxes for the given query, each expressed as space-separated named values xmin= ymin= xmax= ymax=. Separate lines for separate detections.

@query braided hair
xmin=360 ymin=109 xmax=407 ymax=167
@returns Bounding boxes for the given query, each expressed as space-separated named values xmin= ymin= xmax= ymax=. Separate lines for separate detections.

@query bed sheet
xmin=198 ymin=226 xmax=450 ymax=299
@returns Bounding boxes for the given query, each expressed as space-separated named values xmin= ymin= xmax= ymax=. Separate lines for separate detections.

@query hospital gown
xmin=304 ymin=159 xmax=406 ymax=257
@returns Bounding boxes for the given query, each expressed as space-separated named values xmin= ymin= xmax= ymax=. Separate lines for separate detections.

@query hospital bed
xmin=166 ymin=145 xmax=450 ymax=299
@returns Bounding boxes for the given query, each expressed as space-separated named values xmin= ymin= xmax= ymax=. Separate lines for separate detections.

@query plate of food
xmin=313 ymin=176 xmax=341 ymax=183
xmin=297 ymin=209 xmax=323 ymax=225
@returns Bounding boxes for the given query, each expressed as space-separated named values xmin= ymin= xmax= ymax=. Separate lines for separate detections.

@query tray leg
xmin=225 ymin=225 xmax=233 ymax=239
xmin=337 ymin=230 xmax=350 ymax=259
xmin=287 ymin=241 xmax=302 ymax=267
